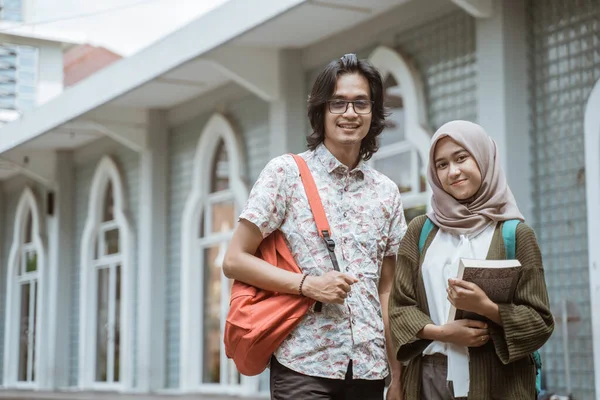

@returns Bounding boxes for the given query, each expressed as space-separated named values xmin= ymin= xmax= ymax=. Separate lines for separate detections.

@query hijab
xmin=426 ymin=120 xmax=524 ymax=235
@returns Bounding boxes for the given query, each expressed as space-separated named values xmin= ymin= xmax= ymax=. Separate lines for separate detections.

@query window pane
xmin=202 ymin=243 xmax=226 ymax=384
xmin=380 ymin=74 xmax=406 ymax=146
xmin=25 ymin=251 xmax=37 ymax=273
xmin=103 ymin=183 xmax=115 ymax=222
xmin=94 ymin=237 xmax=99 ymax=260
xmin=113 ymin=265 xmax=121 ymax=383
xmin=374 ymin=151 xmax=413 ymax=193
xmin=1 ymin=0 xmax=22 ymax=20
xmin=211 ymin=140 xmax=229 ymax=192
xmin=198 ymin=212 xmax=204 ymax=238
xmin=211 ymin=201 xmax=235 ymax=235
xmin=380 ymin=108 xmax=406 ymax=147
xmin=95 ymin=268 xmax=110 ymax=382
xmin=17 ymin=283 xmax=30 ymax=382
xmin=24 ymin=210 xmax=32 ymax=244
xmin=104 ymin=229 xmax=120 ymax=256
xmin=31 ymin=282 xmax=37 ymax=382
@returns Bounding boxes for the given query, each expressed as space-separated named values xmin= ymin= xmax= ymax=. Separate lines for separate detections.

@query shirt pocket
xmin=353 ymin=203 xmax=389 ymax=236
xmin=349 ymin=237 xmax=380 ymax=280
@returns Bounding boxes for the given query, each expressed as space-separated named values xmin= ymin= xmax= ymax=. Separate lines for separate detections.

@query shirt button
xmin=343 ymin=212 xmax=347 ymax=217
xmin=344 ymin=187 xmax=348 ymax=192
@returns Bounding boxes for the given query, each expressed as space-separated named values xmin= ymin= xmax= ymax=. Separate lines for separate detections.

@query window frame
xmin=179 ymin=113 xmax=254 ymax=394
xmin=78 ymin=156 xmax=133 ymax=391
xmin=2 ymin=187 xmax=46 ymax=389
xmin=367 ymin=46 xmax=432 ymax=216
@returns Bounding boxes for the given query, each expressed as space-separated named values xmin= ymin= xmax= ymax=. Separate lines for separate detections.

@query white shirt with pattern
xmin=239 ymin=144 xmax=407 ymax=380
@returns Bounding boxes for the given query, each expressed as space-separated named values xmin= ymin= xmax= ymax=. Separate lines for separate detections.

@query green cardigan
xmin=389 ymin=215 xmax=554 ymax=400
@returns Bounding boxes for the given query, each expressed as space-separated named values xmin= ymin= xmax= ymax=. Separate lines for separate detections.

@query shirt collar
xmin=314 ymin=143 xmax=367 ymax=177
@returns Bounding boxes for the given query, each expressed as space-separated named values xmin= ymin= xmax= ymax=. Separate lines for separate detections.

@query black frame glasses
xmin=326 ymin=99 xmax=374 ymax=115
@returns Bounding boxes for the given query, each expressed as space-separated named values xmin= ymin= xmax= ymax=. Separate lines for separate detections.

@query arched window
xmin=3 ymin=187 xmax=45 ymax=388
xmin=180 ymin=113 xmax=250 ymax=393
xmin=368 ymin=46 xmax=432 ymax=223
xmin=79 ymin=157 xmax=133 ymax=390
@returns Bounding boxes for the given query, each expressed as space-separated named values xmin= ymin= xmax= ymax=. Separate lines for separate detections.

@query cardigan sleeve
xmin=389 ymin=216 xmax=435 ymax=362
xmin=490 ymin=223 xmax=555 ymax=364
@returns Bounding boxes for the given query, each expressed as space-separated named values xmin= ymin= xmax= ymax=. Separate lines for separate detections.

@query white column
xmin=476 ymin=0 xmax=532 ymax=222
xmin=584 ymin=79 xmax=600 ymax=400
xmin=46 ymin=151 xmax=74 ymax=389
xmin=0 ymin=186 xmax=4 ymax=382
xmin=136 ymin=110 xmax=168 ymax=392
xmin=269 ymin=49 xmax=307 ymax=157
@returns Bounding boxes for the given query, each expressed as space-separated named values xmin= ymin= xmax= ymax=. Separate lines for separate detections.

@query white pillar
xmin=476 ymin=0 xmax=532 ymax=222
xmin=269 ymin=50 xmax=307 ymax=157
xmin=584 ymin=79 xmax=600 ymax=400
xmin=46 ymin=151 xmax=74 ymax=389
xmin=136 ymin=110 xmax=168 ymax=391
xmin=0 ymin=186 xmax=4 ymax=382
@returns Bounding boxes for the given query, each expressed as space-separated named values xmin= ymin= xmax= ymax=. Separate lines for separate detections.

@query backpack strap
xmin=501 ymin=219 xmax=520 ymax=259
xmin=291 ymin=155 xmax=330 ymax=238
xmin=419 ymin=218 xmax=435 ymax=255
xmin=501 ymin=219 xmax=543 ymax=394
xmin=291 ymin=154 xmax=339 ymax=313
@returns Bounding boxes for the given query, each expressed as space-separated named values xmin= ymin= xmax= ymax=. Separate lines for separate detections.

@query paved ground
xmin=0 ymin=392 xmax=265 ymax=400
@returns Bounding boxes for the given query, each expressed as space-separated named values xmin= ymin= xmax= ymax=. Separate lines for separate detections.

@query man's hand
xmin=302 ymin=271 xmax=358 ymax=304
xmin=439 ymin=319 xmax=490 ymax=347
xmin=386 ymin=380 xmax=404 ymax=400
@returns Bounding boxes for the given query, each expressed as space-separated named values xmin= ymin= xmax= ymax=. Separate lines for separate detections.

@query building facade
xmin=0 ymin=0 xmax=598 ymax=399
xmin=0 ymin=0 xmax=71 ymax=125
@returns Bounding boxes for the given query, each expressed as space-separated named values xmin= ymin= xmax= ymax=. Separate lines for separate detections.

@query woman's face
xmin=434 ymin=137 xmax=482 ymax=200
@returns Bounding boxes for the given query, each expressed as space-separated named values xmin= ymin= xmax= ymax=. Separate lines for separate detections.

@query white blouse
xmin=421 ymin=222 xmax=496 ymax=397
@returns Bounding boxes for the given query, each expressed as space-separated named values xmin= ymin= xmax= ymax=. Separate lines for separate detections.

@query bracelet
xmin=299 ymin=274 xmax=308 ymax=296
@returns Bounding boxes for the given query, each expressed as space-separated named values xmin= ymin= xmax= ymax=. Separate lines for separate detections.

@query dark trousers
xmin=421 ymin=354 xmax=467 ymax=400
xmin=270 ymin=356 xmax=385 ymax=400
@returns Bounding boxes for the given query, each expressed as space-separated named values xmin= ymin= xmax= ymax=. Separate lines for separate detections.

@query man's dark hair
xmin=307 ymin=53 xmax=388 ymax=161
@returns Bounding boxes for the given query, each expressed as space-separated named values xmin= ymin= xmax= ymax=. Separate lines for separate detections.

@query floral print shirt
xmin=239 ymin=144 xmax=407 ymax=380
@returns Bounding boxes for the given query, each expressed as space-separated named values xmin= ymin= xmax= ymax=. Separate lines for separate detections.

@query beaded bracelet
xmin=299 ymin=274 xmax=308 ymax=296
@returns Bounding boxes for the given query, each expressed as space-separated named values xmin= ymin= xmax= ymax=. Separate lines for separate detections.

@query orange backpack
xmin=223 ymin=154 xmax=339 ymax=376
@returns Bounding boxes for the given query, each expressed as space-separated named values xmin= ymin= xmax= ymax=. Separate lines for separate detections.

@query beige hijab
xmin=426 ymin=120 xmax=524 ymax=235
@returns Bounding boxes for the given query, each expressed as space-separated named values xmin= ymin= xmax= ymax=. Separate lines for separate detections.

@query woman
xmin=388 ymin=120 xmax=554 ymax=399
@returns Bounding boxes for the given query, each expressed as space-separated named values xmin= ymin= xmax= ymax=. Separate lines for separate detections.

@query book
xmin=447 ymin=258 xmax=522 ymax=322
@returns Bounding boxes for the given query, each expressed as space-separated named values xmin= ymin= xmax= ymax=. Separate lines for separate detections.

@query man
xmin=223 ymin=53 xmax=407 ymax=400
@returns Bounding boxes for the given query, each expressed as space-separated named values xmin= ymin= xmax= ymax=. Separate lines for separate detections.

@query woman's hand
xmin=439 ymin=319 xmax=490 ymax=347
xmin=447 ymin=278 xmax=492 ymax=316
xmin=447 ymin=278 xmax=504 ymax=326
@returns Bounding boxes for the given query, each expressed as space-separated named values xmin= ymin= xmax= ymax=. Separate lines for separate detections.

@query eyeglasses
xmin=327 ymin=99 xmax=374 ymax=115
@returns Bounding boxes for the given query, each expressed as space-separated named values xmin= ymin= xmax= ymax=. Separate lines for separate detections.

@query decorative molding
xmin=60 ymin=120 xmax=147 ymax=153
xmin=0 ymin=150 xmax=57 ymax=189
xmin=3 ymin=187 xmax=46 ymax=388
xmin=208 ymin=46 xmax=281 ymax=102
xmin=179 ymin=113 xmax=248 ymax=391
xmin=78 ymin=156 xmax=134 ymax=390
xmin=584 ymin=77 xmax=600 ymax=399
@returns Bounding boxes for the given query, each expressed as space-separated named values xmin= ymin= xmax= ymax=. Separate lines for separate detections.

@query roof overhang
xmin=0 ymin=0 xmax=463 ymax=183
xmin=0 ymin=22 xmax=87 ymax=49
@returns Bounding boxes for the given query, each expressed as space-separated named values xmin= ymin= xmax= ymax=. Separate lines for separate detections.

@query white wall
xmin=36 ymin=42 xmax=64 ymax=105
